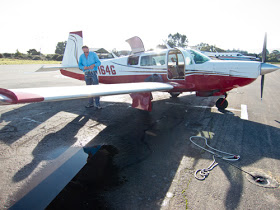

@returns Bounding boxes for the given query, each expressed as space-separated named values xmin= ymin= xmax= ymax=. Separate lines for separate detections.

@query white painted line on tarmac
xmin=193 ymin=105 xmax=241 ymax=112
xmin=165 ymin=102 xmax=241 ymax=112
xmin=241 ymin=104 xmax=248 ymax=120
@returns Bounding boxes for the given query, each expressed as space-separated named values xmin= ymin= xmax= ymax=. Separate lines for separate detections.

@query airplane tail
xmin=36 ymin=31 xmax=83 ymax=72
xmin=62 ymin=31 xmax=83 ymax=66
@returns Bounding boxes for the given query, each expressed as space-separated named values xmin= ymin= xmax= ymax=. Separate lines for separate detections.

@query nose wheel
xmin=216 ymin=93 xmax=228 ymax=110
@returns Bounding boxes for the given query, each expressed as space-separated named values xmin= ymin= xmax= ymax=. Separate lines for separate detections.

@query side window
xmin=168 ymin=54 xmax=177 ymax=64
xmin=140 ymin=54 xmax=166 ymax=66
xmin=128 ymin=56 xmax=139 ymax=65
xmin=185 ymin=55 xmax=193 ymax=65
xmin=140 ymin=56 xmax=150 ymax=66
xmin=153 ymin=54 xmax=166 ymax=66
xmin=177 ymin=53 xmax=184 ymax=65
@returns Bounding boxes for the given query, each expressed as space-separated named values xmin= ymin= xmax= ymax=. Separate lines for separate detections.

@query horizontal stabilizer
xmin=0 ymin=82 xmax=173 ymax=105
xmin=36 ymin=65 xmax=79 ymax=72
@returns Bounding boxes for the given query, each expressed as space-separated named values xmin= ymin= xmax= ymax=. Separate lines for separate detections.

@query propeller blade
xmin=262 ymin=33 xmax=267 ymax=63
xmin=261 ymin=75 xmax=265 ymax=100
xmin=260 ymin=33 xmax=267 ymax=100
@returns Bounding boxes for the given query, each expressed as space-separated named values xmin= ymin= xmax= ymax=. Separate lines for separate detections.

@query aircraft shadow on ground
xmin=1 ymin=94 xmax=280 ymax=209
xmin=0 ymin=99 xmax=90 ymax=146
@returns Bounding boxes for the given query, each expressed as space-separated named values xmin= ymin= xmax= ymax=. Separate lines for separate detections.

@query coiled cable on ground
xmin=189 ymin=136 xmax=240 ymax=180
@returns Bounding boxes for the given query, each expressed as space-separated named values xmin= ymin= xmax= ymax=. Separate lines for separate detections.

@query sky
xmin=0 ymin=0 xmax=279 ymax=54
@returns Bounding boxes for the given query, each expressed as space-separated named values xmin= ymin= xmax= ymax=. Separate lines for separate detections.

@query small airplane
xmin=201 ymin=51 xmax=260 ymax=61
xmin=0 ymin=31 xmax=279 ymax=111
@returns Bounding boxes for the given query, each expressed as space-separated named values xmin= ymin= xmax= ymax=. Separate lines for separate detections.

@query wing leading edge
xmin=0 ymin=82 xmax=173 ymax=105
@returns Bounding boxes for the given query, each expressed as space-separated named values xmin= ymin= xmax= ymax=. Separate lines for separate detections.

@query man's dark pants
xmin=85 ymin=71 xmax=100 ymax=106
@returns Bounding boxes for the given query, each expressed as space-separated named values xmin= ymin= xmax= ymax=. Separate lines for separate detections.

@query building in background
xmin=90 ymin=48 xmax=114 ymax=59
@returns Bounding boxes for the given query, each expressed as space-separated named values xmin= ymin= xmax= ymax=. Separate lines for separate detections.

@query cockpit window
xmin=190 ymin=50 xmax=210 ymax=64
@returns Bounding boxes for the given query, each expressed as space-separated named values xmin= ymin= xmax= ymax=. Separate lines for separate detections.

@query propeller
xmin=260 ymin=33 xmax=267 ymax=100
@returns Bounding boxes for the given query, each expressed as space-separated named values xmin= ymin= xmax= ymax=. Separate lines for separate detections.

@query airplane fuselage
xmin=60 ymin=48 xmax=260 ymax=97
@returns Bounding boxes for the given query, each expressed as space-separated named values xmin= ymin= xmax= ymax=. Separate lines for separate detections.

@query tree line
xmin=0 ymin=41 xmax=66 ymax=61
xmin=1 ymin=34 xmax=279 ymax=62
xmin=155 ymin=33 xmax=279 ymax=62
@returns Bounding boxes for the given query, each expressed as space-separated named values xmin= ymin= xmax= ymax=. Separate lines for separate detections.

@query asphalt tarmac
xmin=0 ymin=64 xmax=280 ymax=209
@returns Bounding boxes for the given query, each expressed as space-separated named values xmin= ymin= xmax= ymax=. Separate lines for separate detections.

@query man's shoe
xmin=95 ymin=105 xmax=102 ymax=110
xmin=85 ymin=104 xmax=94 ymax=108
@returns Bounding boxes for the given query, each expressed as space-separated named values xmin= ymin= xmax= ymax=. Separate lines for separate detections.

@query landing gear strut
xmin=216 ymin=93 xmax=228 ymax=110
xmin=170 ymin=92 xmax=181 ymax=98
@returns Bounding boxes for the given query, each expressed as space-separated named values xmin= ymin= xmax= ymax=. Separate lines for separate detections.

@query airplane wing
xmin=0 ymin=82 xmax=173 ymax=105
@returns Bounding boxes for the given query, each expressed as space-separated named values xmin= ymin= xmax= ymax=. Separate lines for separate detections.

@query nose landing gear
xmin=216 ymin=93 xmax=228 ymax=110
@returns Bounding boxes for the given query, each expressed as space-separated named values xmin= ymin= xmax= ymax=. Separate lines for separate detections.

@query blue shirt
xmin=78 ymin=52 xmax=101 ymax=73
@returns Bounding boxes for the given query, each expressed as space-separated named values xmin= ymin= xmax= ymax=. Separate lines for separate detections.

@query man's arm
xmin=78 ymin=55 xmax=89 ymax=71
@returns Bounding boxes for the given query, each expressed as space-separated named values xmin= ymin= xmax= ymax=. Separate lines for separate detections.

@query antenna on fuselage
xmin=111 ymin=50 xmax=118 ymax=58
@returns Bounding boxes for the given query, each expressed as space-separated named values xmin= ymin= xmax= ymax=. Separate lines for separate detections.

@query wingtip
xmin=0 ymin=94 xmax=13 ymax=105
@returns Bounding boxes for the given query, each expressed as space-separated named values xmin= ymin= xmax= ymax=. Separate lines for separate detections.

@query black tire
xmin=216 ymin=98 xmax=228 ymax=110
xmin=170 ymin=92 xmax=181 ymax=98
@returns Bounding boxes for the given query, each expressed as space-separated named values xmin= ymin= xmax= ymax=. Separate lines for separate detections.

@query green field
xmin=0 ymin=58 xmax=61 ymax=65
xmin=269 ymin=62 xmax=280 ymax=65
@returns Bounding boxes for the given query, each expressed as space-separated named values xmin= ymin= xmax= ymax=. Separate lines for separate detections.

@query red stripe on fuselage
xmin=60 ymin=69 xmax=256 ymax=92
xmin=99 ymin=74 xmax=256 ymax=92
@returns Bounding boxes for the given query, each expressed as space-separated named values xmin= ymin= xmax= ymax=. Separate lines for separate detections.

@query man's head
xmin=82 ymin=45 xmax=89 ymax=55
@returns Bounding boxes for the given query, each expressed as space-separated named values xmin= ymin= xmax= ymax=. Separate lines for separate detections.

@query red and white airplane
xmin=0 ymin=31 xmax=279 ymax=111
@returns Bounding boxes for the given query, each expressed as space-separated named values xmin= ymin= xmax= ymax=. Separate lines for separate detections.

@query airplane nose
xmin=260 ymin=63 xmax=280 ymax=75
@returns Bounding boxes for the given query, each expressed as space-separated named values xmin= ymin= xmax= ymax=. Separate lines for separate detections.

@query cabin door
xmin=167 ymin=49 xmax=185 ymax=80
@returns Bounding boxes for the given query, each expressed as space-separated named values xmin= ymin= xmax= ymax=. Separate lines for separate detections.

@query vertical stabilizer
xmin=62 ymin=31 xmax=83 ymax=66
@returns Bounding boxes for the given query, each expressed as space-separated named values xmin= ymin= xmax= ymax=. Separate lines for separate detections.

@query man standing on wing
xmin=78 ymin=46 xmax=102 ymax=109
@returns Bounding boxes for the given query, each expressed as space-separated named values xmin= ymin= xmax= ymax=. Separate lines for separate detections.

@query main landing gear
xmin=216 ymin=93 xmax=228 ymax=110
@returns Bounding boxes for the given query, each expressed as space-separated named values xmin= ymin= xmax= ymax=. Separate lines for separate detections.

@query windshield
xmin=190 ymin=50 xmax=211 ymax=64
